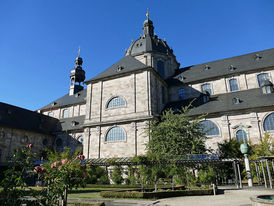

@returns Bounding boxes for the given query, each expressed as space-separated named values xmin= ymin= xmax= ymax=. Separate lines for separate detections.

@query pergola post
xmin=233 ymin=161 xmax=239 ymax=188
xmin=237 ymin=162 xmax=242 ymax=188
xmin=254 ymin=162 xmax=261 ymax=185
xmin=260 ymin=160 xmax=267 ymax=188
xmin=265 ymin=159 xmax=273 ymax=189
xmin=272 ymin=160 xmax=274 ymax=172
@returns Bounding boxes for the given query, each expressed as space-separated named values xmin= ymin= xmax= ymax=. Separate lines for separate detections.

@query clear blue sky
xmin=1 ymin=0 xmax=274 ymax=111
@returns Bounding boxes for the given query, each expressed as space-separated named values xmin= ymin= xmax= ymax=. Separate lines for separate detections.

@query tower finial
xmin=146 ymin=8 xmax=149 ymax=20
xmin=78 ymin=46 xmax=81 ymax=57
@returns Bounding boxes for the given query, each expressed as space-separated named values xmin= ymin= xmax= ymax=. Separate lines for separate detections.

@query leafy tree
xmin=86 ymin=165 xmax=109 ymax=184
xmin=217 ymin=139 xmax=242 ymax=159
xmin=111 ymin=166 xmax=124 ymax=185
xmin=147 ymin=107 xmax=207 ymax=158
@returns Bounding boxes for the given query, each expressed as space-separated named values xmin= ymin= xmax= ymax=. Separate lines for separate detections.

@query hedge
xmin=100 ymin=188 xmax=213 ymax=199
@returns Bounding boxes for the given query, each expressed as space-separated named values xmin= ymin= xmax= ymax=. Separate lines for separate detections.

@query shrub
xmin=100 ymin=188 xmax=213 ymax=199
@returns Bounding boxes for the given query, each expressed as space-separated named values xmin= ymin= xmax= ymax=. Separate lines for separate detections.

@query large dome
xmin=127 ymin=35 xmax=173 ymax=56
xmin=126 ymin=14 xmax=173 ymax=56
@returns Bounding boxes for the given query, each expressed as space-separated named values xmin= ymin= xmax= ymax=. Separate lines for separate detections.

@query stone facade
xmin=0 ymin=126 xmax=53 ymax=162
xmin=37 ymin=15 xmax=274 ymax=159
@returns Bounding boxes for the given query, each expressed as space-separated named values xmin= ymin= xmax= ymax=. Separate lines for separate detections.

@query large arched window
xmin=200 ymin=120 xmax=220 ymax=136
xmin=229 ymin=79 xmax=239 ymax=92
xmin=105 ymin=126 xmax=126 ymax=142
xmin=263 ymin=113 xmax=274 ymax=131
xmin=106 ymin=97 xmax=126 ymax=109
xmin=201 ymin=83 xmax=212 ymax=95
xmin=157 ymin=60 xmax=165 ymax=77
xmin=257 ymin=73 xmax=270 ymax=87
xmin=236 ymin=129 xmax=247 ymax=142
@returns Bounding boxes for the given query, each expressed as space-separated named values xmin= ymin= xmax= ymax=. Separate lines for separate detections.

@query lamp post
xmin=240 ymin=136 xmax=253 ymax=187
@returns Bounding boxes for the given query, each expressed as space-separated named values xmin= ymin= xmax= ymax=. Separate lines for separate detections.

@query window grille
xmin=263 ymin=113 xmax=274 ymax=131
xmin=107 ymin=97 xmax=126 ymax=109
xmin=200 ymin=120 xmax=220 ymax=136
xmin=106 ymin=126 xmax=126 ymax=142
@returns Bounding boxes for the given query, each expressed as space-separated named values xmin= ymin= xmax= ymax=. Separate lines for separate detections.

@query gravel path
xmin=154 ymin=186 xmax=274 ymax=206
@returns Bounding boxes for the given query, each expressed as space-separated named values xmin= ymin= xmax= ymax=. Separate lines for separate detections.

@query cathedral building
xmin=1 ymin=13 xmax=274 ymax=162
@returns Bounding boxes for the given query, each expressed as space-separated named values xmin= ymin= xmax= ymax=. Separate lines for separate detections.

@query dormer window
xmin=71 ymin=121 xmax=78 ymax=126
xmin=117 ymin=66 xmax=124 ymax=72
xmin=51 ymin=102 xmax=57 ymax=106
xmin=204 ymin=65 xmax=210 ymax=70
xmin=229 ymin=65 xmax=236 ymax=71
xmin=255 ymin=54 xmax=262 ymax=61
xmin=233 ymin=97 xmax=240 ymax=104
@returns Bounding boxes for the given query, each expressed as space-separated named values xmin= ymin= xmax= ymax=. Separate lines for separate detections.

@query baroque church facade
xmin=1 ymin=14 xmax=274 ymax=162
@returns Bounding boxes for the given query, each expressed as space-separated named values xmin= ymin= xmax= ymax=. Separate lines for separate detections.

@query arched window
xmin=200 ymin=120 xmax=220 ymax=136
xmin=236 ymin=129 xmax=247 ymax=142
xmin=157 ymin=60 xmax=165 ymax=78
xmin=105 ymin=126 xmax=126 ymax=142
xmin=257 ymin=73 xmax=270 ymax=87
xmin=107 ymin=97 xmax=126 ymax=109
xmin=201 ymin=83 xmax=212 ymax=95
xmin=77 ymin=136 xmax=84 ymax=144
xmin=229 ymin=79 xmax=239 ymax=92
xmin=263 ymin=113 xmax=274 ymax=131
xmin=62 ymin=109 xmax=69 ymax=118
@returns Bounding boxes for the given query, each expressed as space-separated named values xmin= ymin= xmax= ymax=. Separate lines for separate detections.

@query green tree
xmin=111 ymin=166 xmax=124 ymax=185
xmin=147 ymin=107 xmax=207 ymax=157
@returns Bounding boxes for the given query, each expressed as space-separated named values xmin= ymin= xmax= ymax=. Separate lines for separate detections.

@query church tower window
xmin=105 ymin=126 xmax=126 ymax=142
xmin=106 ymin=97 xmax=126 ymax=109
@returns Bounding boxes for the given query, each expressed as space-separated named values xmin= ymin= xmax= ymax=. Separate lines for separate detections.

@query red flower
xmin=28 ymin=143 xmax=33 ymax=148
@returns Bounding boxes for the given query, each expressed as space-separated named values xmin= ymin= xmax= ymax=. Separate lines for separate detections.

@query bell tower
xmin=69 ymin=48 xmax=86 ymax=95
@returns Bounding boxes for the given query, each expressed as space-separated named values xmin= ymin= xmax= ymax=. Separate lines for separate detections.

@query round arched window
xmin=236 ymin=129 xmax=247 ymax=142
xmin=106 ymin=97 xmax=126 ymax=109
xmin=105 ymin=126 xmax=126 ymax=142
xmin=200 ymin=120 xmax=220 ymax=136
xmin=263 ymin=113 xmax=274 ymax=131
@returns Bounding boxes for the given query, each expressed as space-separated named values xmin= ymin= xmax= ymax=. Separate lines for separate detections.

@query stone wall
xmin=0 ymin=126 xmax=53 ymax=162
xmin=84 ymin=121 xmax=149 ymax=159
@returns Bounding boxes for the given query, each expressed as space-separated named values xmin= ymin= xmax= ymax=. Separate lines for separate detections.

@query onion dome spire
xmin=69 ymin=47 xmax=85 ymax=95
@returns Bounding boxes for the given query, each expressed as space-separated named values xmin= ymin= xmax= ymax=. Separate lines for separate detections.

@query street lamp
xmin=239 ymin=127 xmax=253 ymax=187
